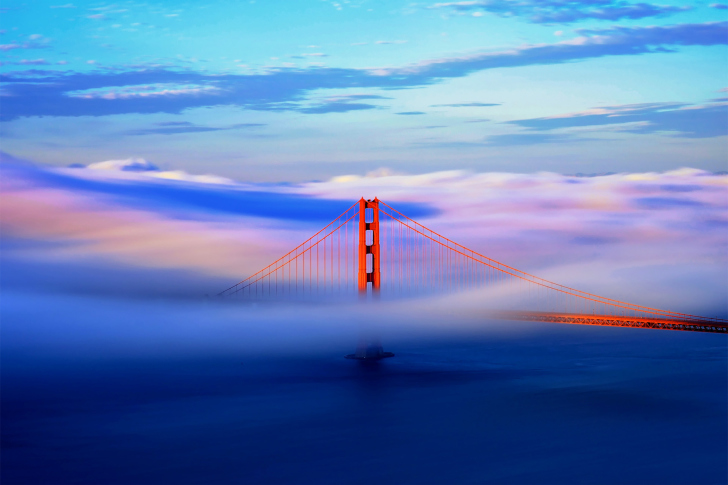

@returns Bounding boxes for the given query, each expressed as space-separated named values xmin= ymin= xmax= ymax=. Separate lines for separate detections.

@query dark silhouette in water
xmin=345 ymin=337 xmax=395 ymax=360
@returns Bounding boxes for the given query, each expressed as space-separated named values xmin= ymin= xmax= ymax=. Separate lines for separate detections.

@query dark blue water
xmin=3 ymin=316 xmax=726 ymax=485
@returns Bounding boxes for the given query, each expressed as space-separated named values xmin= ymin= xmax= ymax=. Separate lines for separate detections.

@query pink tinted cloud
xmin=300 ymin=168 xmax=727 ymax=306
xmin=1 ymin=162 xmax=725 ymax=311
xmin=0 ymin=172 xmax=309 ymax=280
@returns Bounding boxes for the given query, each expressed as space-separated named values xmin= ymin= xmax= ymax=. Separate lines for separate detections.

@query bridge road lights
xmin=347 ymin=197 xmax=394 ymax=360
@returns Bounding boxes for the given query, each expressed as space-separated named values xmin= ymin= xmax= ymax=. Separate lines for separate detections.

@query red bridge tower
xmin=358 ymin=197 xmax=381 ymax=294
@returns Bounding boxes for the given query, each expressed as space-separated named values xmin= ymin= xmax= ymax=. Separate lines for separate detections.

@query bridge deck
xmin=492 ymin=311 xmax=728 ymax=334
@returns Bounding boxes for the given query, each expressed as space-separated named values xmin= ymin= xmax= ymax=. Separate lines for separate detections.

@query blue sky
xmin=1 ymin=0 xmax=726 ymax=181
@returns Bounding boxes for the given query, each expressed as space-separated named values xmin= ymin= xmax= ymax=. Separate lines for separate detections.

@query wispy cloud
xmin=1 ymin=22 xmax=725 ymax=122
xmin=124 ymin=121 xmax=265 ymax=136
xmin=65 ymin=83 xmax=222 ymax=100
xmin=507 ymin=100 xmax=728 ymax=138
xmin=299 ymin=102 xmax=380 ymax=114
xmin=323 ymin=94 xmax=391 ymax=102
xmin=485 ymin=133 xmax=588 ymax=146
xmin=430 ymin=0 xmax=690 ymax=24
xmin=376 ymin=23 xmax=727 ymax=78
xmin=431 ymin=102 xmax=499 ymax=107
xmin=85 ymin=158 xmax=159 ymax=171
xmin=296 ymin=94 xmax=389 ymax=114
xmin=0 ymin=40 xmax=49 ymax=52
xmin=289 ymin=53 xmax=329 ymax=59
xmin=17 ymin=59 xmax=50 ymax=65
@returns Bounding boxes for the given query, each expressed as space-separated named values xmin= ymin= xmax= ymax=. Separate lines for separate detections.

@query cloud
xmin=1 ymin=157 xmax=434 ymax=223
xmin=0 ymin=41 xmax=49 ymax=52
xmin=87 ymin=158 xmax=159 ymax=171
xmin=299 ymin=169 xmax=727 ymax=318
xmin=634 ymin=196 xmax=706 ymax=209
xmin=303 ymin=166 xmax=727 ymax=278
xmin=298 ymin=102 xmax=379 ymax=114
xmin=323 ymin=94 xmax=391 ymax=102
xmin=485 ymin=133 xmax=588 ymax=146
xmin=0 ymin=22 xmax=725 ymax=122
xmin=0 ymin=158 xmax=438 ymax=288
xmin=431 ymin=102 xmax=500 ymax=107
xmin=1 ymin=156 xmax=726 ymax=317
xmin=375 ymin=40 xmax=408 ymax=44
xmin=17 ymin=59 xmax=50 ymax=65
xmin=124 ymin=121 xmax=266 ymax=135
xmin=50 ymin=3 xmax=76 ymax=7
xmin=378 ymin=22 xmax=727 ymax=79
xmin=292 ymin=94 xmax=389 ymax=114
xmin=710 ymin=3 xmax=728 ymax=9
xmin=396 ymin=111 xmax=426 ymax=115
xmin=78 ymin=157 xmax=238 ymax=184
xmin=66 ymin=83 xmax=222 ymax=100
xmin=289 ymin=52 xmax=329 ymax=59
xmin=507 ymin=100 xmax=728 ymax=138
xmin=429 ymin=0 xmax=690 ymax=24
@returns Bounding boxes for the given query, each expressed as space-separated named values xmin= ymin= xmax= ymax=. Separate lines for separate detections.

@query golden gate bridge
xmin=219 ymin=198 xmax=727 ymax=343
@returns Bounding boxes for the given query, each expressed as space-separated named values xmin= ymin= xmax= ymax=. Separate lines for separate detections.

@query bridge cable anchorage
xmin=219 ymin=198 xmax=728 ymax=334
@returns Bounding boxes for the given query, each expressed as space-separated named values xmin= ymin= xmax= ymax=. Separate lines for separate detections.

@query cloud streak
xmin=485 ymin=133 xmax=589 ymax=146
xmin=298 ymin=102 xmax=380 ymax=114
xmin=507 ymin=100 xmax=728 ymax=138
xmin=0 ymin=41 xmax=48 ymax=52
xmin=124 ymin=121 xmax=265 ymax=136
xmin=430 ymin=0 xmax=690 ymax=24
xmin=431 ymin=102 xmax=500 ymax=107
xmin=1 ymin=22 xmax=725 ymax=122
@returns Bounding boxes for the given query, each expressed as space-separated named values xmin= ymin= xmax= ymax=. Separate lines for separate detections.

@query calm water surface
xmin=3 ymin=316 xmax=726 ymax=484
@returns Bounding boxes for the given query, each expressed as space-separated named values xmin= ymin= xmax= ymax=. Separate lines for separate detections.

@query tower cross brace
xmin=358 ymin=197 xmax=380 ymax=294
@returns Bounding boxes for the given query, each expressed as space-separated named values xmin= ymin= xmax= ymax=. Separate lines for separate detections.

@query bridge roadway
xmin=492 ymin=311 xmax=728 ymax=334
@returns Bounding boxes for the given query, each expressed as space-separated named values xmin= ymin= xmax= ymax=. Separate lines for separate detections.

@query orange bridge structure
xmin=220 ymin=198 xmax=728 ymax=338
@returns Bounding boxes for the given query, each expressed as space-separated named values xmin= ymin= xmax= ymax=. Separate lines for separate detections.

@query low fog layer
xmin=1 ymin=154 xmax=726 ymax=359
